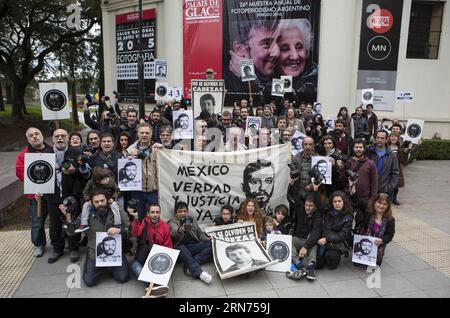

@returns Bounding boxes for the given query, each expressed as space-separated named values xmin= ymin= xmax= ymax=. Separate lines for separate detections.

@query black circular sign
xmin=27 ymin=160 xmax=53 ymax=184
xmin=367 ymin=36 xmax=392 ymax=61
xmin=407 ymin=123 xmax=421 ymax=138
xmin=268 ymin=241 xmax=289 ymax=262
xmin=156 ymin=85 xmax=167 ymax=97
xmin=43 ymin=89 xmax=67 ymax=111
xmin=363 ymin=91 xmax=373 ymax=101
xmin=148 ymin=253 xmax=172 ymax=275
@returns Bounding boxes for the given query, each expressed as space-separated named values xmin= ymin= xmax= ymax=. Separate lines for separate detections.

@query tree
xmin=0 ymin=0 xmax=99 ymax=120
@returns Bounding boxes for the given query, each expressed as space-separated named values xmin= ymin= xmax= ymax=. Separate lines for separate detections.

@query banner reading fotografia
xmin=357 ymin=0 xmax=403 ymax=111
xmin=222 ymin=0 xmax=320 ymax=104
xmin=158 ymin=144 xmax=291 ymax=227
xmin=116 ymin=9 xmax=156 ymax=102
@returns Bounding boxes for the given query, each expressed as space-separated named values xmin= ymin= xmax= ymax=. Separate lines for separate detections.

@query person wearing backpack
xmin=129 ymin=203 xmax=172 ymax=298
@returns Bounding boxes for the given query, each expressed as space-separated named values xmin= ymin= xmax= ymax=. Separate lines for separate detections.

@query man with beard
xmin=149 ymin=109 xmax=170 ymax=144
xmin=346 ymin=138 xmax=378 ymax=228
xmin=89 ymin=133 xmax=124 ymax=181
xmin=118 ymin=161 xmax=138 ymax=188
xmin=96 ymin=236 xmax=118 ymax=261
xmin=242 ymin=159 xmax=275 ymax=214
xmin=83 ymin=190 xmax=130 ymax=287
xmin=16 ymin=127 xmax=53 ymax=258
xmin=330 ymin=119 xmax=353 ymax=157
xmin=114 ymin=108 xmax=139 ymax=142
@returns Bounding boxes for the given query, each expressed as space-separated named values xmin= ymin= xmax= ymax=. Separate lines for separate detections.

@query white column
xmin=163 ymin=0 xmax=183 ymax=87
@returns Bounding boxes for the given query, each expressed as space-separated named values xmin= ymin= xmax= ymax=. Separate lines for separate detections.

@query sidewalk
xmin=4 ymin=161 xmax=450 ymax=298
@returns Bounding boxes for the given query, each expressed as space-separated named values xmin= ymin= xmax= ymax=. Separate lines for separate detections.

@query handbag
xmin=135 ymin=219 xmax=153 ymax=264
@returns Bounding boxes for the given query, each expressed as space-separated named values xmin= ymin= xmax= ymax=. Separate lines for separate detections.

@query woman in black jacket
xmin=359 ymin=193 xmax=395 ymax=266
xmin=318 ymin=191 xmax=353 ymax=270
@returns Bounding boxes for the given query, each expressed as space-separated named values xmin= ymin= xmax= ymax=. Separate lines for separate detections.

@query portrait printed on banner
xmin=118 ymin=159 xmax=142 ymax=191
xmin=173 ymin=110 xmax=194 ymax=140
xmin=96 ymin=233 xmax=122 ymax=267
xmin=311 ymin=156 xmax=332 ymax=185
xmin=352 ymin=235 xmax=378 ymax=267
xmin=242 ymin=159 xmax=275 ymax=215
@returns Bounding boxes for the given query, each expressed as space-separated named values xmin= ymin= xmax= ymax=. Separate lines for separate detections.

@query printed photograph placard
xmin=271 ymin=79 xmax=285 ymax=97
xmin=291 ymin=130 xmax=306 ymax=156
xmin=154 ymin=59 xmax=167 ymax=80
xmin=95 ymin=233 xmax=122 ymax=267
xmin=404 ymin=119 xmax=424 ymax=144
xmin=118 ymin=159 xmax=142 ymax=191
xmin=281 ymin=75 xmax=293 ymax=93
xmin=265 ymin=234 xmax=292 ymax=272
xmin=155 ymin=82 xmax=169 ymax=101
xmin=239 ymin=59 xmax=257 ymax=82
xmin=352 ymin=234 xmax=378 ymax=267
xmin=173 ymin=110 xmax=194 ymax=140
xmin=39 ymin=82 xmax=70 ymax=120
xmin=138 ymin=244 xmax=180 ymax=286
xmin=24 ymin=153 xmax=56 ymax=194
xmin=311 ymin=156 xmax=332 ymax=185
xmin=191 ymin=79 xmax=225 ymax=119
xmin=245 ymin=116 xmax=262 ymax=137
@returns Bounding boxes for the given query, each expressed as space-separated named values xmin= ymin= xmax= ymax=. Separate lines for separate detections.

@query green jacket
xmin=168 ymin=217 xmax=209 ymax=247
xmin=86 ymin=206 xmax=130 ymax=260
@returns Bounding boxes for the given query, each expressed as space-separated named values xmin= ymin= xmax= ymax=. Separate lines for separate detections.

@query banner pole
xmin=248 ymin=81 xmax=254 ymax=114
xmin=36 ymin=195 xmax=42 ymax=218
xmin=143 ymin=281 xmax=154 ymax=298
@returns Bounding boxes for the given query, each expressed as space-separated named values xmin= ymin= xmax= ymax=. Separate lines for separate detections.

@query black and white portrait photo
xmin=281 ymin=75 xmax=293 ymax=93
xmin=191 ymin=80 xmax=224 ymax=119
xmin=223 ymin=243 xmax=268 ymax=273
xmin=291 ymin=131 xmax=306 ymax=156
xmin=239 ymin=59 xmax=257 ymax=82
xmin=39 ymin=82 xmax=70 ymax=120
xmin=118 ymin=159 xmax=142 ymax=191
xmin=24 ymin=153 xmax=56 ymax=194
xmin=138 ymin=244 xmax=180 ymax=286
xmin=404 ymin=119 xmax=424 ymax=144
xmin=173 ymin=110 xmax=194 ymax=139
xmin=148 ymin=253 xmax=172 ymax=275
xmin=311 ymin=156 xmax=332 ymax=185
xmin=155 ymin=82 xmax=169 ymax=101
xmin=242 ymin=159 xmax=275 ymax=215
xmin=352 ymin=235 xmax=378 ymax=267
xmin=271 ymin=79 xmax=285 ymax=97
xmin=265 ymin=233 xmax=292 ymax=272
xmin=361 ymin=88 xmax=374 ymax=105
xmin=96 ymin=233 xmax=122 ymax=267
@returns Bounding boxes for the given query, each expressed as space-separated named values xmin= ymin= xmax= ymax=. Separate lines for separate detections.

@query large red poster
xmin=183 ymin=0 xmax=223 ymax=98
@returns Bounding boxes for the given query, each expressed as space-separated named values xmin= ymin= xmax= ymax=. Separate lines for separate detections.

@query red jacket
xmin=131 ymin=217 xmax=173 ymax=248
xmin=16 ymin=144 xmax=53 ymax=199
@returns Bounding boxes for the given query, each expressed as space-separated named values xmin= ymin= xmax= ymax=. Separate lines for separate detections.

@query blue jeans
xmin=131 ymin=260 xmax=143 ymax=278
xmin=131 ymin=191 xmax=158 ymax=220
xmin=29 ymin=199 xmax=48 ymax=247
xmin=83 ymin=255 xmax=129 ymax=287
xmin=176 ymin=241 xmax=212 ymax=278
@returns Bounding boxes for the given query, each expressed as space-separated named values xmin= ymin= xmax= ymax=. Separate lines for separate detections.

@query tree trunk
xmin=5 ymin=81 xmax=12 ymax=104
xmin=0 ymin=80 xmax=5 ymax=111
xmin=11 ymin=81 xmax=25 ymax=120
xmin=98 ymin=6 xmax=105 ymax=98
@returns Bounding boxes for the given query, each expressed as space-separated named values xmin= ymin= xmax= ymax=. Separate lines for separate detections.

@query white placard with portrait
xmin=271 ymin=79 xmax=285 ymax=97
xmin=24 ymin=153 xmax=56 ymax=194
xmin=118 ymin=159 xmax=142 ymax=191
xmin=352 ymin=235 xmax=378 ymax=267
xmin=154 ymin=59 xmax=167 ymax=80
xmin=281 ymin=75 xmax=293 ymax=93
xmin=138 ymin=244 xmax=180 ymax=286
xmin=403 ymin=119 xmax=424 ymax=144
xmin=155 ymin=82 xmax=169 ymax=101
xmin=291 ymin=130 xmax=306 ymax=156
xmin=239 ymin=59 xmax=257 ymax=82
xmin=173 ymin=110 xmax=194 ymax=140
xmin=361 ymin=88 xmax=374 ymax=105
xmin=265 ymin=234 xmax=292 ymax=272
xmin=95 ymin=233 xmax=122 ymax=267
xmin=311 ymin=156 xmax=332 ymax=185
xmin=39 ymin=82 xmax=70 ymax=120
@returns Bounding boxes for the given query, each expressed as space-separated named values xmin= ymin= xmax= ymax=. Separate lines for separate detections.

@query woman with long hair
xmin=359 ymin=193 xmax=395 ymax=266
xmin=319 ymin=135 xmax=346 ymax=196
xmin=317 ymin=191 xmax=353 ymax=270
xmin=336 ymin=106 xmax=352 ymax=136
xmin=237 ymin=198 xmax=264 ymax=239
xmin=116 ymin=131 xmax=133 ymax=156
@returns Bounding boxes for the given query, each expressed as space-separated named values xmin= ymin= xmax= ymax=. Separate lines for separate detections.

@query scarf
xmin=366 ymin=216 xmax=387 ymax=239
xmin=53 ymin=144 xmax=68 ymax=196
xmin=326 ymin=148 xmax=336 ymax=157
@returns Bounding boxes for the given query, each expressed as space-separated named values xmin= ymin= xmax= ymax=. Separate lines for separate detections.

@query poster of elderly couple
xmin=182 ymin=0 xmax=320 ymax=102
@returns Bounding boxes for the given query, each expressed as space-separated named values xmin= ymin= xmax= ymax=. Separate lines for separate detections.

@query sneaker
xmin=32 ymin=246 xmax=44 ymax=258
xmin=285 ymin=269 xmax=306 ymax=281
xmin=147 ymin=285 xmax=169 ymax=298
xmin=70 ymin=250 xmax=80 ymax=263
xmin=306 ymin=266 xmax=316 ymax=281
xmin=74 ymin=225 xmax=90 ymax=233
xmin=48 ymin=251 xmax=63 ymax=264
xmin=199 ymin=271 xmax=212 ymax=284
xmin=392 ymin=199 xmax=401 ymax=206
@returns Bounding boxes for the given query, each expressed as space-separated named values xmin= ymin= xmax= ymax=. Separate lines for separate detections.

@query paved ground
xmin=2 ymin=160 xmax=450 ymax=298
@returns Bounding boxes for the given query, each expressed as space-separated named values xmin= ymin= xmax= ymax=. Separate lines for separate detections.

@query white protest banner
xmin=361 ymin=88 xmax=374 ymax=105
xmin=396 ymin=91 xmax=414 ymax=102
xmin=311 ymin=156 xmax=332 ymax=185
xmin=271 ymin=79 xmax=285 ymax=97
xmin=155 ymin=82 xmax=169 ymax=101
xmin=191 ymin=79 xmax=224 ymax=119
xmin=158 ymin=144 xmax=291 ymax=227
xmin=265 ymin=234 xmax=292 ymax=272
xmin=239 ymin=59 xmax=257 ymax=82
xmin=205 ymin=222 xmax=277 ymax=279
xmin=39 ymin=82 xmax=70 ymax=120
xmin=173 ymin=110 xmax=194 ymax=140
xmin=95 ymin=233 xmax=122 ymax=267
xmin=281 ymin=75 xmax=293 ymax=93
xmin=154 ymin=59 xmax=167 ymax=80
xmin=24 ymin=153 xmax=55 ymax=194
xmin=245 ymin=116 xmax=261 ymax=137
xmin=352 ymin=234 xmax=378 ymax=267
xmin=118 ymin=159 xmax=142 ymax=191
xmin=138 ymin=244 xmax=180 ymax=286
xmin=404 ymin=119 xmax=424 ymax=144
xmin=291 ymin=131 xmax=306 ymax=156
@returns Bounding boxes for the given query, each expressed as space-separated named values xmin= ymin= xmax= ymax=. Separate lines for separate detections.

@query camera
xmin=81 ymin=144 xmax=93 ymax=153
xmin=61 ymin=158 xmax=75 ymax=170
xmin=107 ymin=105 xmax=117 ymax=118
xmin=77 ymin=154 xmax=89 ymax=167
xmin=334 ymin=153 xmax=349 ymax=162
xmin=346 ymin=169 xmax=359 ymax=182
xmin=180 ymin=216 xmax=193 ymax=231
xmin=288 ymin=163 xmax=301 ymax=179
xmin=62 ymin=196 xmax=78 ymax=215
xmin=127 ymin=198 xmax=140 ymax=212
xmin=113 ymin=91 xmax=120 ymax=99
xmin=86 ymin=94 xmax=98 ymax=107
xmin=136 ymin=150 xmax=147 ymax=160
xmin=309 ymin=168 xmax=324 ymax=185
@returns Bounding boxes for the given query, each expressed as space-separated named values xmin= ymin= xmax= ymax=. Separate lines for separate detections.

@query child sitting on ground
xmin=261 ymin=216 xmax=281 ymax=247
xmin=273 ymin=204 xmax=294 ymax=235
xmin=211 ymin=205 xmax=236 ymax=226
xmin=75 ymin=167 xmax=121 ymax=233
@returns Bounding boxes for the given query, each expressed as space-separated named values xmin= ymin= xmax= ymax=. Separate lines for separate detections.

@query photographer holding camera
xmin=46 ymin=129 xmax=92 ymax=264
xmin=345 ymin=138 xmax=378 ymax=230
xmin=83 ymin=97 xmax=117 ymax=137
xmin=114 ymin=108 xmax=139 ymax=142
xmin=168 ymin=201 xmax=213 ymax=285
xmin=89 ymin=132 xmax=124 ymax=181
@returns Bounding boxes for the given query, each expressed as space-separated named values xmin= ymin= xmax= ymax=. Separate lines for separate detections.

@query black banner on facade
xmin=222 ymin=0 xmax=320 ymax=105
xmin=357 ymin=0 xmax=403 ymax=111
xmin=116 ymin=9 xmax=156 ymax=102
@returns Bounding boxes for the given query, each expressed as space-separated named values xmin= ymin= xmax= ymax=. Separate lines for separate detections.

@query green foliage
xmin=409 ymin=139 xmax=450 ymax=160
